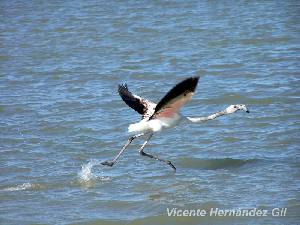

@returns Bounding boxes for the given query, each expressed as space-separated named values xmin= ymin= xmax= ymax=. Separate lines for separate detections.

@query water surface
xmin=1 ymin=1 xmax=299 ymax=224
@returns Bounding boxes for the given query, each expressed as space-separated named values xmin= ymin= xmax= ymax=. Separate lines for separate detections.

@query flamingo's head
xmin=225 ymin=104 xmax=249 ymax=114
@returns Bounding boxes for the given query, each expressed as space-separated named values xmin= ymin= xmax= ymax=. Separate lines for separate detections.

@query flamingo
xmin=101 ymin=77 xmax=249 ymax=171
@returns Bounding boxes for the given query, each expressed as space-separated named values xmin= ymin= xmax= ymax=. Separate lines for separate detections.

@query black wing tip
xmin=118 ymin=83 xmax=127 ymax=90
xmin=187 ymin=76 xmax=200 ymax=82
xmin=118 ymin=83 xmax=128 ymax=94
xmin=180 ymin=76 xmax=200 ymax=92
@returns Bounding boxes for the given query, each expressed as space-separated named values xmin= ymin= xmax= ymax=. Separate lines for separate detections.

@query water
xmin=1 ymin=0 xmax=299 ymax=224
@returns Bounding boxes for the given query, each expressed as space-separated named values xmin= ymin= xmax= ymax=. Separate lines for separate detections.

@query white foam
xmin=2 ymin=182 xmax=32 ymax=192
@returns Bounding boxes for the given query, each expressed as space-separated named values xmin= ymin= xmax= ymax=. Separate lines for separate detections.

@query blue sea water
xmin=1 ymin=1 xmax=299 ymax=224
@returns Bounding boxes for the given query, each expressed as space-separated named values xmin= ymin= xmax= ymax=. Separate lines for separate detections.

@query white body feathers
xmin=128 ymin=113 xmax=182 ymax=133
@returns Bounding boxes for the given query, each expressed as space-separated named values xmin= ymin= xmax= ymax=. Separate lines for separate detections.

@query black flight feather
xmin=118 ymin=84 xmax=146 ymax=115
xmin=151 ymin=77 xmax=199 ymax=118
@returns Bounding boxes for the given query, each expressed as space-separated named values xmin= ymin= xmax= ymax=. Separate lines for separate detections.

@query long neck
xmin=186 ymin=110 xmax=227 ymax=123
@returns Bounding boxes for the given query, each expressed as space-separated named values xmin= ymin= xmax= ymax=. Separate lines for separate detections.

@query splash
xmin=79 ymin=160 xmax=96 ymax=182
xmin=78 ymin=159 xmax=111 ymax=186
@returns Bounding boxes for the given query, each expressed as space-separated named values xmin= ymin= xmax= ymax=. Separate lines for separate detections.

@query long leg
xmin=138 ymin=133 xmax=153 ymax=153
xmin=139 ymin=134 xmax=176 ymax=171
xmin=101 ymin=133 xmax=144 ymax=167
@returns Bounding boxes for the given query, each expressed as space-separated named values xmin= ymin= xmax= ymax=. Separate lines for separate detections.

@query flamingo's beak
xmin=240 ymin=105 xmax=250 ymax=113
xmin=243 ymin=106 xmax=250 ymax=113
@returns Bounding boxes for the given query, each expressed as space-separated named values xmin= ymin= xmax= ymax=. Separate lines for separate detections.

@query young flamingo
xmin=101 ymin=77 xmax=249 ymax=171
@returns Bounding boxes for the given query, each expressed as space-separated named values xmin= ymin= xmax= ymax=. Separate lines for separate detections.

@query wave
xmin=1 ymin=182 xmax=43 ymax=192
xmin=178 ymin=158 xmax=258 ymax=170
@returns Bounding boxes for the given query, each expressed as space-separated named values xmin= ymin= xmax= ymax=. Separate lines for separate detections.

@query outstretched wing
xmin=150 ymin=77 xmax=199 ymax=119
xmin=118 ymin=84 xmax=156 ymax=119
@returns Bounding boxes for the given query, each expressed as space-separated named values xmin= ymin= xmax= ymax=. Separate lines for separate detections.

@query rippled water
xmin=1 ymin=1 xmax=299 ymax=224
